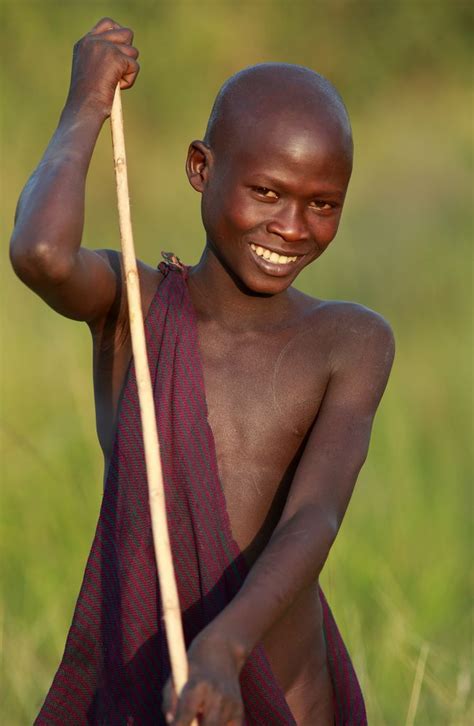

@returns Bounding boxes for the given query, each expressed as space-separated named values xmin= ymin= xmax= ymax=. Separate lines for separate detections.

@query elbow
xmin=293 ymin=505 xmax=340 ymax=549
xmin=10 ymin=235 xmax=74 ymax=287
xmin=319 ymin=509 xmax=340 ymax=549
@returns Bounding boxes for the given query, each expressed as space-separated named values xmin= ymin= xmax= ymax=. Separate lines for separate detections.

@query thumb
xmin=162 ymin=678 xmax=178 ymax=723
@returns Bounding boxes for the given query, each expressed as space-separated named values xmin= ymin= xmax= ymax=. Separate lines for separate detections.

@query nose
xmin=266 ymin=201 xmax=309 ymax=243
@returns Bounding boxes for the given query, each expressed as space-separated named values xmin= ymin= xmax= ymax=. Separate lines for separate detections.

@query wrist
xmin=49 ymin=97 xmax=108 ymax=165
xmin=195 ymin=622 xmax=250 ymax=673
xmin=61 ymin=88 xmax=111 ymax=126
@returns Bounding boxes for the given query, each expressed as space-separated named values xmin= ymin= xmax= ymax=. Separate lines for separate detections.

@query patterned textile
xmin=36 ymin=261 xmax=367 ymax=725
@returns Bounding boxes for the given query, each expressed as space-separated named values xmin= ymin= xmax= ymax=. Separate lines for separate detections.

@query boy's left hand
xmin=162 ymin=629 xmax=244 ymax=725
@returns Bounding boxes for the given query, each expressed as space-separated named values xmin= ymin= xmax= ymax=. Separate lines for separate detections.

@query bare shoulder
xmin=320 ymin=299 xmax=394 ymax=359
xmin=89 ymin=249 xmax=164 ymax=338
xmin=292 ymin=290 xmax=395 ymax=383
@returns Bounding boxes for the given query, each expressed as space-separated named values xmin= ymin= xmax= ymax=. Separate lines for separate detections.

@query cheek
xmin=209 ymin=187 xmax=262 ymax=237
xmin=201 ymin=184 xmax=229 ymax=238
xmin=313 ymin=214 xmax=342 ymax=250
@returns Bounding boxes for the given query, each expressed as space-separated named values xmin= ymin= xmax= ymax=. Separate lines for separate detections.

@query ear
xmin=186 ymin=140 xmax=212 ymax=193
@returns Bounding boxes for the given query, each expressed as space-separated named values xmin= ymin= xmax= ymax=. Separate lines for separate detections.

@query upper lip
xmin=249 ymin=242 xmax=306 ymax=257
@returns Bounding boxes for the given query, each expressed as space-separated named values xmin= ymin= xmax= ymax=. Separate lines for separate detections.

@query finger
xmin=118 ymin=44 xmax=139 ymax=60
xmin=89 ymin=17 xmax=121 ymax=34
xmin=96 ymin=27 xmax=134 ymax=45
xmin=201 ymin=696 xmax=225 ymax=726
xmin=174 ymin=683 xmax=207 ymax=725
xmin=119 ymin=58 xmax=140 ymax=90
xmin=202 ymin=696 xmax=243 ymax=726
xmin=162 ymin=679 xmax=178 ymax=721
xmin=227 ymin=712 xmax=244 ymax=726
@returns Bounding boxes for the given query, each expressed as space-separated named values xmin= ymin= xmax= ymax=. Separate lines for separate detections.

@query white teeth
xmin=250 ymin=243 xmax=298 ymax=265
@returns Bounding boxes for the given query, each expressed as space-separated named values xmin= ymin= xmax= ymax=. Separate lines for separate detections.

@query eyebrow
xmin=247 ymin=174 xmax=345 ymax=198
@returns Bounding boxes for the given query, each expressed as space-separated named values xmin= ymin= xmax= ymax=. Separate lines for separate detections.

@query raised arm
xmin=9 ymin=18 xmax=139 ymax=325
xmin=164 ymin=308 xmax=395 ymax=726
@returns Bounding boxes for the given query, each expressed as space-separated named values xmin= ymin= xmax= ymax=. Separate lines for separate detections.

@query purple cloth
xmin=36 ymin=261 xmax=367 ymax=724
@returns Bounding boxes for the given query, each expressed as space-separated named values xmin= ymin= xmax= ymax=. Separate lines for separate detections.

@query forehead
xmin=222 ymin=110 xmax=352 ymax=183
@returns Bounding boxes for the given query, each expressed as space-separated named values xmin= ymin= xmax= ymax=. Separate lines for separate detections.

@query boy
xmin=10 ymin=18 xmax=394 ymax=726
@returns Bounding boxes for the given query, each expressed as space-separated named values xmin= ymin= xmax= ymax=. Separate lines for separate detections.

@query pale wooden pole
xmin=110 ymin=84 xmax=194 ymax=717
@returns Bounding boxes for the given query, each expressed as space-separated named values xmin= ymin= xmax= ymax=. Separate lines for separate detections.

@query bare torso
xmin=90 ymin=260 xmax=353 ymax=723
xmin=10 ymin=22 xmax=395 ymax=724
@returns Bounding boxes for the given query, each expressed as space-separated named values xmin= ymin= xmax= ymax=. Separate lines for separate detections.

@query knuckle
xmin=112 ymin=26 xmax=134 ymax=42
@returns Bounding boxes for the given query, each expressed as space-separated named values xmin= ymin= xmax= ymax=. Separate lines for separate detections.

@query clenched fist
xmin=66 ymin=17 xmax=140 ymax=119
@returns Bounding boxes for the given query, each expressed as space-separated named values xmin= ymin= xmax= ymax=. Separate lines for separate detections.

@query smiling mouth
xmin=250 ymin=243 xmax=298 ymax=265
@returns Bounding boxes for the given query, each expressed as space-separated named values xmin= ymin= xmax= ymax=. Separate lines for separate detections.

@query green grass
xmin=1 ymin=2 xmax=472 ymax=723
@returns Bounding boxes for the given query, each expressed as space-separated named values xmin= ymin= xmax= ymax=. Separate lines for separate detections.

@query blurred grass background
xmin=1 ymin=1 xmax=472 ymax=724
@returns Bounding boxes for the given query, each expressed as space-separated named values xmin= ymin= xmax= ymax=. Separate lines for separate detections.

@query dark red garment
xmin=36 ymin=261 xmax=367 ymax=725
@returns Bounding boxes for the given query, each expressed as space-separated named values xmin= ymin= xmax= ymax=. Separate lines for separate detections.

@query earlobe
xmin=185 ymin=140 xmax=211 ymax=193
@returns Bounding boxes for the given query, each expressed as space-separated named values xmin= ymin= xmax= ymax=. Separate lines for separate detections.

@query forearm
xmin=207 ymin=505 xmax=337 ymax=666
xmin=10 ymin=100 xmax=106 ymax=281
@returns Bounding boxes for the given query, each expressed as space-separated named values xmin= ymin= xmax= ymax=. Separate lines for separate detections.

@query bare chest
xmin=196 ymin=321 xmax=330 ymax=558
xmin=92 ymin=300 xmax=332 ymax=560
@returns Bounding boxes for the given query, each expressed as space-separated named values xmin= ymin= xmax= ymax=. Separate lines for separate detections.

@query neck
xmin=187 ymin=246 xmax=295 ymax=332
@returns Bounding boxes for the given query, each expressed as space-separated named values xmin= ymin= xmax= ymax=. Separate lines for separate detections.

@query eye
xmin=309 ymin=199 xmax=334 ymax=212
xmin=252 ymin=186 xmax=279 ymax=200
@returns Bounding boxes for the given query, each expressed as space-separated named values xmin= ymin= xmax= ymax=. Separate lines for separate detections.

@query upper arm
xmin=282 ymin=308 xmax=395 ymax=529
xmin=11 ymin=245 xmax=122 ymax=325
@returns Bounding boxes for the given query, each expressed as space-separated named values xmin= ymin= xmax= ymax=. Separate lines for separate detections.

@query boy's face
xmin=189 ymin=112 xmax=352 ymax=295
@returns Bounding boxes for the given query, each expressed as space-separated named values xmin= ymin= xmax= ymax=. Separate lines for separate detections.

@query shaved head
xmin=186 ymin=63 xmax=354 ymax=296
xmin=204 ymin=63 xmax=353 ymax=162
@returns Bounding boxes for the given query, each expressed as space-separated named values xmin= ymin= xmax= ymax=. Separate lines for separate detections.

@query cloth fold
xmin=36 ymin=261 xmax=366 ymax=725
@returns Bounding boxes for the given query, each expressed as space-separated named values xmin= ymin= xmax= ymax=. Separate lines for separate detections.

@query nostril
xmin=266 ymin=218 xmax=308 ymax=243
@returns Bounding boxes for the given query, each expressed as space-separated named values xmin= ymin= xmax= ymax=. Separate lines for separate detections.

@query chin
xmin=211 ymin=244 xmax=299 ymax=296
xmin=238 ymin=268 xmax=296 ymax=297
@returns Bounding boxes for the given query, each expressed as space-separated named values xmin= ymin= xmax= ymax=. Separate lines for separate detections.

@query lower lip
xmin=248 ymin=246 xmax=302 ymax=277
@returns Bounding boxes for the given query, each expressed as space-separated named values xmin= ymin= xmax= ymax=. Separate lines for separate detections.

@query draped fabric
xmin=36 ymin=260 xmax=367 ymax=725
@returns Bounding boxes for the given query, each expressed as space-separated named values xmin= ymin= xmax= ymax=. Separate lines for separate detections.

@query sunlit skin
xmin=9 ymin=19 xmax=395 ymax=726
xmin=188 ymin=122 xmax=352 ymax=300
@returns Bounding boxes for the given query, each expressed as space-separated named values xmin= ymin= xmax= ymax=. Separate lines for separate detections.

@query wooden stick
xmin=110 ymin=84 xmax=193 ymax=712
